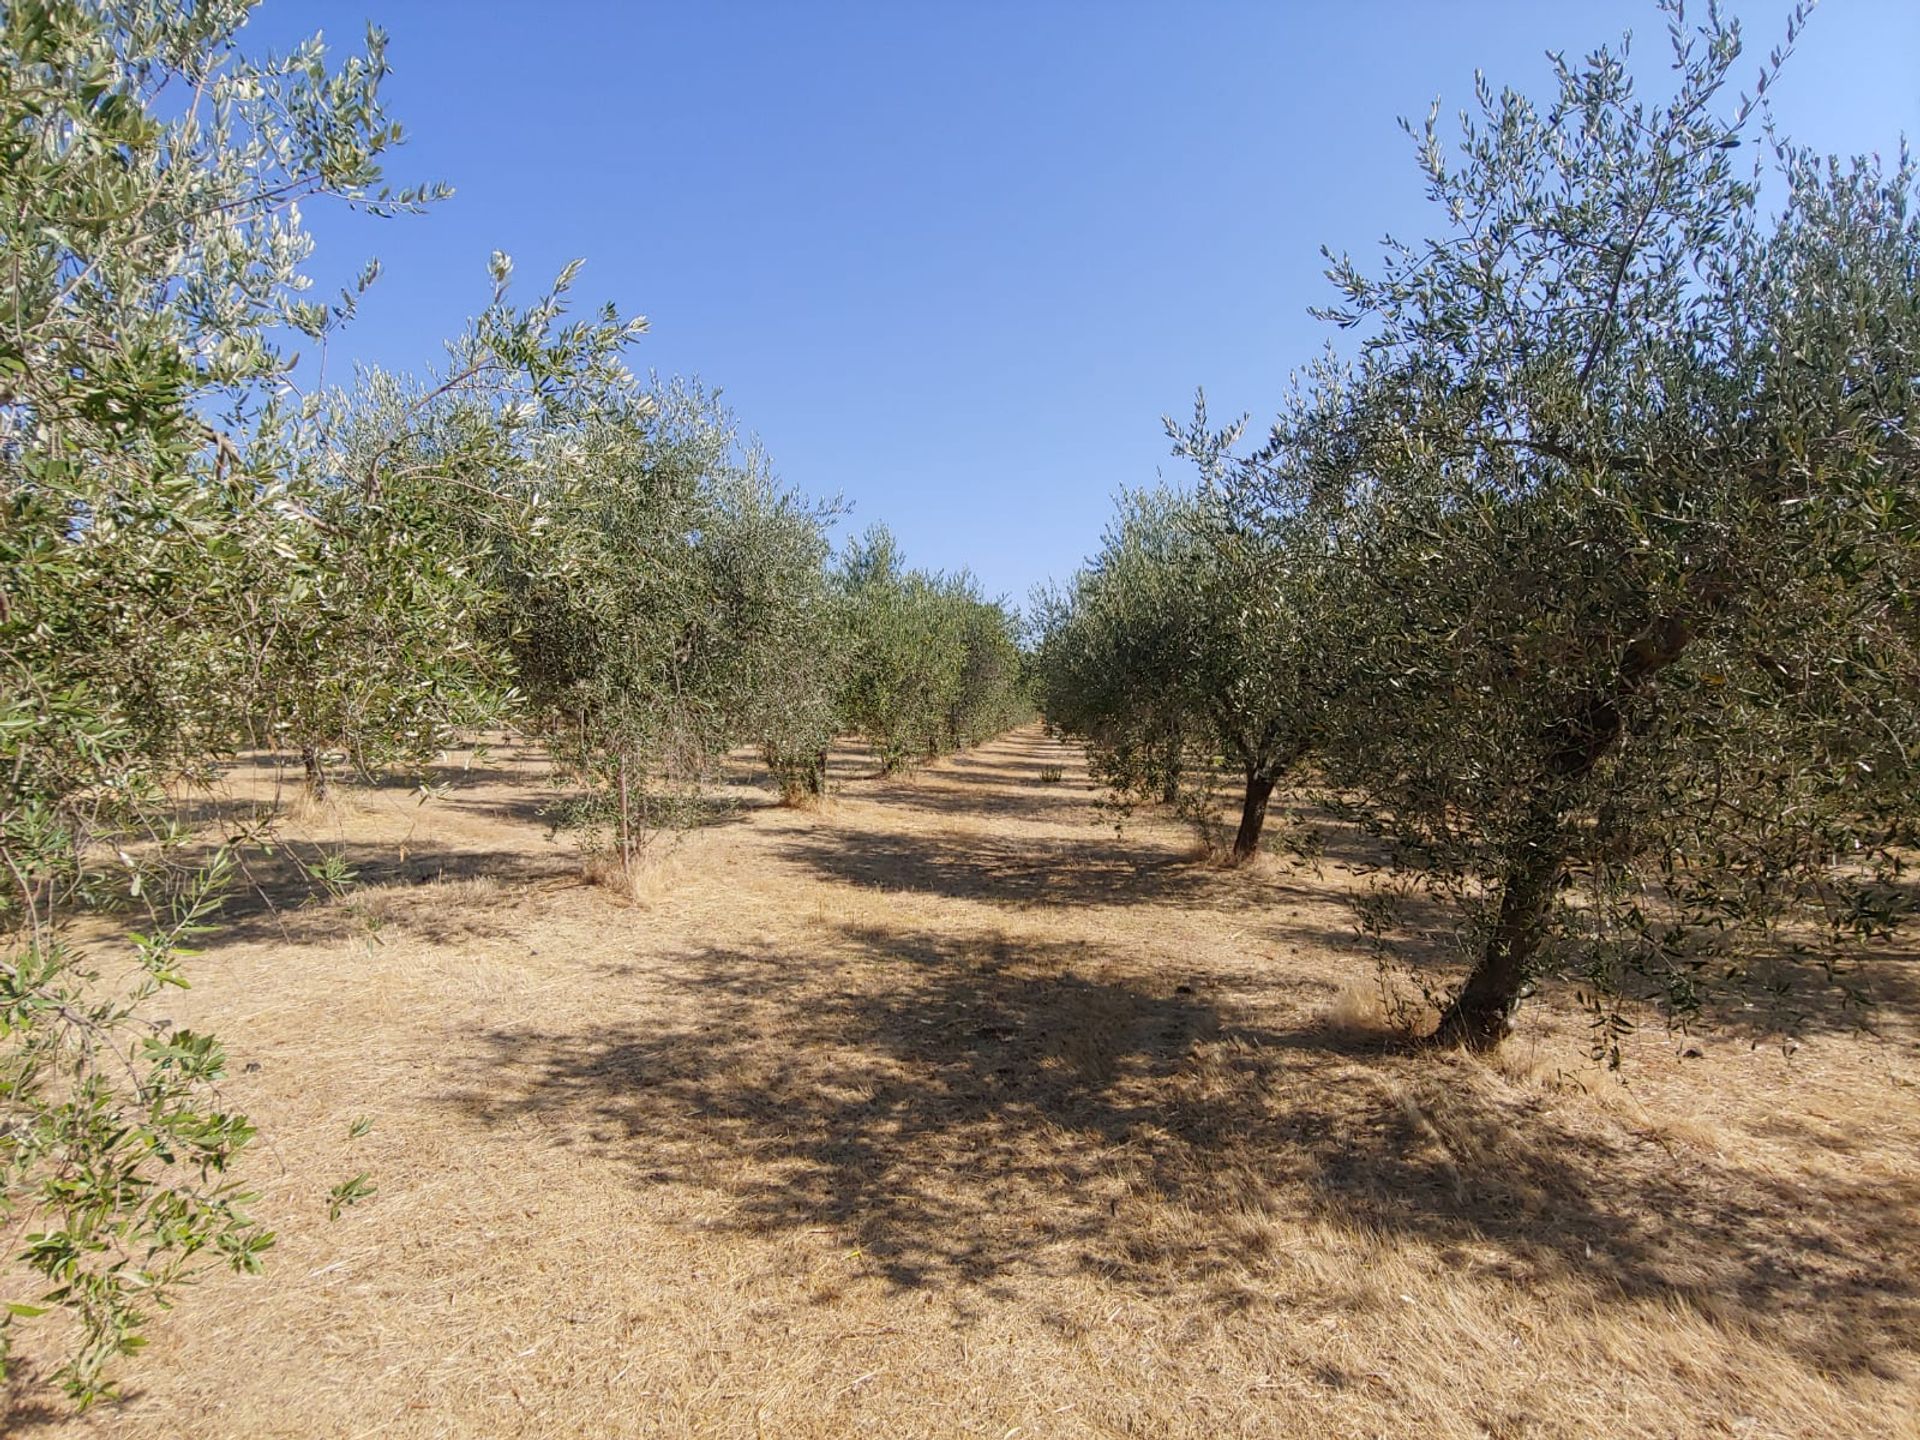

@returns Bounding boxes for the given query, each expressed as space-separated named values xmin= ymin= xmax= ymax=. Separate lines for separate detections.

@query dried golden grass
xmin=15 ymin=728 xmax=1920 ymax=1438
xmin=1323 ymin=972 xmax=1432 ymax=1043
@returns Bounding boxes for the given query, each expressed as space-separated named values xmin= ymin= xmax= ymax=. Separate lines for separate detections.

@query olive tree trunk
xmin=1430 ymin=815 xmax=1561 ymax=1047
xmin=615 ymin=753 xmax=635 ymax=872
xmin=1433 ymin=615 xmax=1691 ymax=1049
xmin=301 ymin=744 xmax=329 ymax=801
xmin=1230 ymin=770 xmax=1277 ymax=863
xmin=1158 ymin=728 xmax=1184 ymax=804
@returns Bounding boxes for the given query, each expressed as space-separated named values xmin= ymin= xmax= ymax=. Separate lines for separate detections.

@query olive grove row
xmin=1036 ymin=2 xmax=1919 ymax=1051
xmin=0 ymin=1 xmax=1021 ymax=1399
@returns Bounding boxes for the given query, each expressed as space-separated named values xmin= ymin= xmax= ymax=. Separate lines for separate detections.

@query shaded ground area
xmin=20 ymin=728 xmax=1920 ymax=1439
xmin=454 ymin=922 xmax=1917 ymax=1379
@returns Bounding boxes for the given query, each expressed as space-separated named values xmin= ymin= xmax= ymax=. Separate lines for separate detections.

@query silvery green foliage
xmin=0 ymin=0 xmax=1000 ymax=1409
xmin=0 ymin=1 xmax=642 ymax=1402
xmin=0 ymin=1 xmax=422 ymax=1400
xmin=266 ymin=259 xmax=649 ymax=797
xmin=1228 ymin=1 xmax=1919 ymax=1050
xmin=1033 ymin=498 xmax=1191 ymax=802
xmin=943 ymin=575 xmax=1026 ymax=750
xmin=1034 ymin=492 xmax=1213 ymax=807
xmin=707 ymin=455 xmax=849 ymax=803
xmin=492 ymin=381 xmax=847 ymax=864
xmin=1032 ymin=471 xmax=1325 ymax=862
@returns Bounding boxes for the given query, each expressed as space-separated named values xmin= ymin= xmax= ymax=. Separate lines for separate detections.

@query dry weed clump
xmin=12 ymin=728 xmax=1918 ymax=1439
xmin=1323 ymin=972 xmax=1431 ymax=1043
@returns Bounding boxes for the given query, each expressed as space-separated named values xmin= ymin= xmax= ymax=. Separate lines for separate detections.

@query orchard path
xmin=19 ymin=728 xmax=1920 ymax=1440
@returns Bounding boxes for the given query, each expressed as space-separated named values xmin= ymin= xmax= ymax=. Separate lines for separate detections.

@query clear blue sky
xmin=254 ymin=1 xmax=1919 ymax=605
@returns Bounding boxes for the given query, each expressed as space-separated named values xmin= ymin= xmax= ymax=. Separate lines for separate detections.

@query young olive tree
xmin=696 ymin=457 xmax=846 ymax=805
xmin=493 ymin=386 xmax=718 ymax=871
xmin=1030 ymin=511 xmax=1195 ymax=809
xmin=839 ymin=527 xmax=949 ymax=770
xmin=943 ymin=577 xmax=1027 ymax=751
xmin=755 ymin=582 xmax=851 ymax=802
xmin=1035 ymin=482 xmax=1320 ymax=862
xmin=252 ymin=256 xmax=645 ymax=799
xmin=497 ymin=382 xmax=842 ymax=866
xmin=1239 ymin=3 xmax=1920 ymax=1049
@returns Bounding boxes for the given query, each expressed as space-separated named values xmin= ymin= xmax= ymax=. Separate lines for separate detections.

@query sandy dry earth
xmin=12 ymin=727 xmax=1920 ymax=1438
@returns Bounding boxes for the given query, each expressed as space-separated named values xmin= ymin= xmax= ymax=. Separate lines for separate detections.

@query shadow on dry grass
xmin=0 ymin=1367 xmax=66 ymax=1434
xmin=776 ymin=823 xmax=1224 ymax=908
xmin=442 ymin=921 xmax=1918 ymax=1378
xmin=856 ymin=780 xmax=1109 ymax=825
xmin=204 ymin=842 xmax=579 ymax=945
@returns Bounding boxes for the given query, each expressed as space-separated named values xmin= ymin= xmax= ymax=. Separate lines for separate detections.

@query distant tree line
xmin=0 ymin=0 xmax=1022 ymax=1400
xmin=1037 ymin=2 xmax=1919 ymax=1052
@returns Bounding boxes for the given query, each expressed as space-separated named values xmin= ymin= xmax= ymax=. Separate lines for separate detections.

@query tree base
xmin=1426 ymin=1002 xmax=1516 ymax=1051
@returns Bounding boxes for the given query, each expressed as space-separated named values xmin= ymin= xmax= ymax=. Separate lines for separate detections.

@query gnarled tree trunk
xmin=1432 ymin=615 xmax=1692 ymax=1049
xmin=1431 ymin=816 xmax=1560 ymax=1047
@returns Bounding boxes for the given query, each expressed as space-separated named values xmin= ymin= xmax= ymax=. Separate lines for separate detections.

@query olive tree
xmin=1035 ymin=480 xmax=1322 ymax=862
xmin=942 ymin=578 xmax=1027 ymax=751
xmin=251 ymin=255 xmax=645 ymax=799
xmin=1030 ymin=503 xmax=1196 ymax=808
xmin=495 ymin=382 xmax=845 ymax=865
xmin=1236 ymin=2 xmax=1920 ymax=1049
xmin=837 ymin=527 xmax=1026 ymax=773
xmin=839 ymin=527 xmax=950 ymax=770
xmin=697 ymin=454 xmax=846 ymax=805
xmin=0 ymin=0 xmax=650 ymax=1399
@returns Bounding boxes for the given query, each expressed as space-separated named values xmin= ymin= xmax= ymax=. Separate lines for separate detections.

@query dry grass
xmin=1322 ymin=974 xmax=1430 ymax=1044
xmin=13 ymin=729 xmax=1920 ymax=1438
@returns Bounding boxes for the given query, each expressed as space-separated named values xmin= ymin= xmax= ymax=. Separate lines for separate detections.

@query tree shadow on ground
xmin=201 ymin=841 xmax=579 ymax=946
xmin=1 ymin=1365 xmax=70 ymax=1434
xmin=776 ymin=822 xmax=1230 ymax=910
xmin=1258 ymin=898 xmax=1920 ymax=1048
xmin=1256 ymin=818 xmax=1920 ymax=1044
xmin=836 ymin=730 xmax=1083 ymax=787
xmin=857 ymin=778 xmax=1111 ymax=825
xmin=162 ymin=776 xmax=764 ymax=947
xmin=442 ymin=921 xmax=1918 ymax=1379
xmin=780 ymin=731 xmax=1313 ymax=911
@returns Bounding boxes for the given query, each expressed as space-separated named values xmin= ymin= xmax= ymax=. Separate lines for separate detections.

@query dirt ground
xmin=12 ymin=726 xmax=1920 ymax=1438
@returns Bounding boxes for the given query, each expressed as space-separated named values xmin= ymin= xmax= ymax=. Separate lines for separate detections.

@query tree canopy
xmin=1040 ymin=0 xmax=1920 ymax=1052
